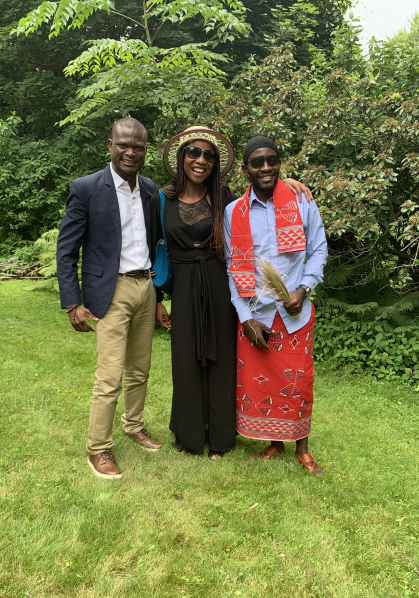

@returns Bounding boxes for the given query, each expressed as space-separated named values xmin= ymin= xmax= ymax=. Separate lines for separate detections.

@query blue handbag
xmin=152 ymin=190 xmax=173 ymax=296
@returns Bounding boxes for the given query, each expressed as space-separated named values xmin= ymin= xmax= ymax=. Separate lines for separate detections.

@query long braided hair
xmin=162 ymin=142 xmax=225 ymax=261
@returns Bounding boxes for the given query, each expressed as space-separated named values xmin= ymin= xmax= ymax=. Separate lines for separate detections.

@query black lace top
xmin=150 ymin=185 xmax=238 ymax=259
xmin=178 ymin=195 xmax=213 ymax=244
xmin=150 ymin=185 xmax=239 ymax=365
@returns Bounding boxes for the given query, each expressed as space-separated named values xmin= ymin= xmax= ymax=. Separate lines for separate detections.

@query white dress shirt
xmin=110 ymin=164 xmax=151 ymax=273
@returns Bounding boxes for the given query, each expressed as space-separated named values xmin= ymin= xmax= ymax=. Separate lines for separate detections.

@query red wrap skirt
xmin=236 ymin=307 xmax=315 ymax=442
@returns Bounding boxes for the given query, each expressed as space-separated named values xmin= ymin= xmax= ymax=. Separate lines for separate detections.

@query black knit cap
xmin=243 ymin=136 xmax=280 ymax=164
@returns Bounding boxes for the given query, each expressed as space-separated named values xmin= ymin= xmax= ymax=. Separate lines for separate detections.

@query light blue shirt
xmin=223 ymin=187 xmax=328 ymax=333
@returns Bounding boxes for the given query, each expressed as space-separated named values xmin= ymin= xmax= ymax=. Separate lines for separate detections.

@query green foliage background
xmin=1 ymin=1 xmax=418 ymax=380
xmin=0 ymin=0 xmax=348 ymax=254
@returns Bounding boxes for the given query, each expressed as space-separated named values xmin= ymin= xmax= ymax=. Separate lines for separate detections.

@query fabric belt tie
xmin=170 ymin=253 xmax=217 ymax=366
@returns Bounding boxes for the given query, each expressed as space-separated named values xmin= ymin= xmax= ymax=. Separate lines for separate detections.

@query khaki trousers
xmin=87 ymin=275 xmax=156 ymax=455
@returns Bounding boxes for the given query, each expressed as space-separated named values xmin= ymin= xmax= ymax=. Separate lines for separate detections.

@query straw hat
xmin=162 ymin=126 xmax=235 ymax=179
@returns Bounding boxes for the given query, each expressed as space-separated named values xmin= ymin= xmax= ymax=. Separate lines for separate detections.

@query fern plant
xmin=35 ymin=229 xmax=59 ymax=277
xmin=28 ymin=229 xmax=60 ymax=292
xmin=312 ymin=253 xmax=419 ymax=331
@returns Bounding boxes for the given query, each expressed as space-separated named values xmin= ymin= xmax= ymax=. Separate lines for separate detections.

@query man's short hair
xmin=111 ymin=117 xmax=147 ymax=138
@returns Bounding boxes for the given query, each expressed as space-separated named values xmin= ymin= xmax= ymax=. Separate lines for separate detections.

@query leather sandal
xmin=208 ymin=450 xmax=224 ymax=461
xmin=295 ymin=452 xmax=317 ymax=473
xmin=251 ymin=443 xmax=283 ymax=461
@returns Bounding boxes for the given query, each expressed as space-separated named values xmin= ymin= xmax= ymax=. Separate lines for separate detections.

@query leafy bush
xmin=0 ymin=119 xmax=110 ymax=249
xmin=314 ymin=307 xmax=419 ymax=386
xmin=155 ymin=23 xmax=419 ymax=367
xmin=2 ymin=243 xmax=41 ymax=266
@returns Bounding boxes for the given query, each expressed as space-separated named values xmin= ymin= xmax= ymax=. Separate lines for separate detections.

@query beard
xmin=251 ymin=173 xmax=279 ymax=194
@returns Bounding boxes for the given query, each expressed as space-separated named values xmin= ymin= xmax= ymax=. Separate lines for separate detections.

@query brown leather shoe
xmin=128 ymin=428 xmax=162 ymax=451
xmin=88 ymin=450 xmax=122 ymax=479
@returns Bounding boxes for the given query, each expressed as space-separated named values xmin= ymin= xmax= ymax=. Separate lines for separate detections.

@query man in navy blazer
xmin=57 ymin=117 xmax=170 ymax=479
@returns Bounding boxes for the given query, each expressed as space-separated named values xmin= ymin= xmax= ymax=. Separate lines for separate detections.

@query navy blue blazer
xmin=57 ymin=164 xmax=158 ymax=319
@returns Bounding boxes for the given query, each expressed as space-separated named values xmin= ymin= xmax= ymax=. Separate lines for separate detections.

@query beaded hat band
xmin=162 ymin=126 xmax=235 ymax=179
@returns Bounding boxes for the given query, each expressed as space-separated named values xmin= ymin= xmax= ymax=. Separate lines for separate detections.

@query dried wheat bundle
xmin=258 ymin=258 xmax=301 ymax=317
xmin=259 ymin=258 xmax=291 ymax=302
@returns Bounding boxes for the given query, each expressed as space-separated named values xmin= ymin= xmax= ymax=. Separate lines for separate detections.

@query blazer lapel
xmin=138 ymin=175 xmax=152 ymax=257
xmin=104 ymin=164 xmax=122 ymax=253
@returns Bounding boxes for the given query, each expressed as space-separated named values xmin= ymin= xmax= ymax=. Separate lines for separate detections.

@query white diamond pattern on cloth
xmin=274 ymin=200 xmax=299 ymax=223
xmin=283 ymin=369 xmax=293 ymax=382
xmin=239 ymin=202 xmax=249 ymax=217
xmin=296 ymin=369 xmax=305 ymax=381
xmin=279 ymin=384 xmax=291 ymax=397
xmin=236 ymin=412 xmax=311 ymax=440
xmin=242 ymin=393 xmax=254 ymax=404
xmin=259 ymin=396 xmax=273 ymax=405
xmin=231 ymin=272 xmax=255 ymax=292
xmin=231 ymin=246 xmax=254 ymax=269
xmin=253 ymin=374 xmax=270 ymax=384
xmin=289 ymin=336 xmax=300 ymax=351
xmin=276 ymin=226 xmax=306 ymax=251
xmin=268 ymin=330 xmax=284 ymax=352
xmin=279 ymin=368 xmax=305 ymax=400
xmin=305 ymin=344 xmax=313 ymax=358
xmin=278 ymin=404 xmax=294 ymax=413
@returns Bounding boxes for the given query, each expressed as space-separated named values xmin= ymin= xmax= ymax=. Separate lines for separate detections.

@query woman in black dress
xmin=151 ymin=127 xmax=312 ymax=459
xmin=151 ymin=127 xmax=237 ymax=459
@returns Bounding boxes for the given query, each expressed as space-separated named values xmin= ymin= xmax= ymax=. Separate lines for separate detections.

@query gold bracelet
xmin=66 ymin=304 xmax=80 ymax=313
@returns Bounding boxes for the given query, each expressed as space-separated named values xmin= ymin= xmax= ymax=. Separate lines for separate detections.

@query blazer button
xmin=116 ymin=256 xmax=120 ymax=261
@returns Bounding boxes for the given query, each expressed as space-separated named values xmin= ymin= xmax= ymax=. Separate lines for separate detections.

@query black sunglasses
xmin=185 ymin=145 xmax=218 ymax=163
xmin=247 ymin=155 xmax=280 ymax=169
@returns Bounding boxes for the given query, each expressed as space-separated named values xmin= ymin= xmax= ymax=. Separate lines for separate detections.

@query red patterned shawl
xmin=230 ymin=180 xmax=306 ymax=297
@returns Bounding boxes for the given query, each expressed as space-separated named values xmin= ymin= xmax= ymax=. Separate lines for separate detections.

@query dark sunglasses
xmin=185 ymin=145 xmax=218 ymax=163
xmin=247 ymin=155 xmax=280 ymax=169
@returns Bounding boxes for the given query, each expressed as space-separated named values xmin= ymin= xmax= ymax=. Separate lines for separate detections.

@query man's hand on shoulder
xmin=67 ymin=306 xmax=99 ymax=332
xmin=242 ymin=319 xmax=271 ymax=349
xmin=156 ymin=302 xmax=171 ymax=329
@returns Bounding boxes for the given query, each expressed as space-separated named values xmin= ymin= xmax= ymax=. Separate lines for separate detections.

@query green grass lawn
xmin=1 ymin=280 xmax=419 ymax=598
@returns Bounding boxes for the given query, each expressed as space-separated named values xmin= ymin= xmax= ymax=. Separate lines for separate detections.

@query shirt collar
xmin=249 ymin=185 xmax=272 ymax=207
xmin=110 ymin=163 xmax=139 ymax=191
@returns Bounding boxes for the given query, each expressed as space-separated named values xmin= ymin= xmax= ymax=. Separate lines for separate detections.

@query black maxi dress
xmin=150 ymin=186 xmax=238 ymax=454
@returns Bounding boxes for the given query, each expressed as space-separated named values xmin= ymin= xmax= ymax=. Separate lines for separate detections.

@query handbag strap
xmin=158 ymin=190 xmax=168 ymax=246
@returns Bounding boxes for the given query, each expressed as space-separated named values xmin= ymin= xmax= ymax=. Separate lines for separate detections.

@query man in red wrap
xmin=223 ymin=137 xmax=328 ymax=474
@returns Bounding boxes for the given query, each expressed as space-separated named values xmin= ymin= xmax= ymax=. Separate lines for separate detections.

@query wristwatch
xmin=298 ymin=284 xmax=311 ymax=298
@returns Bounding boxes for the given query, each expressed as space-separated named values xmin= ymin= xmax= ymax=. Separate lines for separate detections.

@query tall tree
xmin=1 ymin=0 xmax=250 ymax=252
xmin=387 ymin=10 xmax=419 ymax=50
xmin=12 ymin=0 xmax=251 ymax=124
xmin=0 ymin=0 xmax=351 ymax=253
xmin=143 ymin=0 xmax=352 ymax=77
